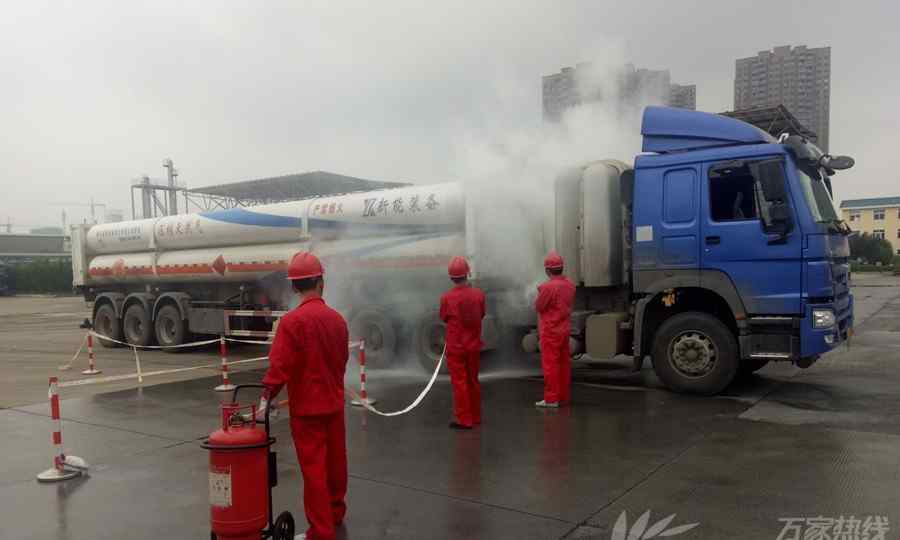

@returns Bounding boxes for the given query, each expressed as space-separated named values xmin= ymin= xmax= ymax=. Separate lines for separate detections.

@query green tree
xmin=849 ymin=233 xmax=894 ymax=266
xmin=10 ymin=259 xmax=73 ymax=294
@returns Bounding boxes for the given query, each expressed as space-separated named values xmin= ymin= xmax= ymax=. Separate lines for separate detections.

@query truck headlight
xmin=812 ymin=309 xmax=835 ymax=329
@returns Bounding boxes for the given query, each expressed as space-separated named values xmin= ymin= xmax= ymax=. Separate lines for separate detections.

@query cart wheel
xmin=273 ymin=511 xmax=295 ymax=540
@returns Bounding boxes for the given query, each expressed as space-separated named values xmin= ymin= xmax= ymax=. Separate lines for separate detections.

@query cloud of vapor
xmin=309 ymin=48 xmax=670 ymax=374
xmin=452 ymin=50 xmax=664 ymax=297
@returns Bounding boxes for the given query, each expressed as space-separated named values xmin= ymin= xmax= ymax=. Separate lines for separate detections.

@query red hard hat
xmin=448 ymin=256 xmax=470 ymax=278
xmin=286 ymin=251 xmax=324 ymax=280
xmin=544 ymin=251 xmax=564 ymax=270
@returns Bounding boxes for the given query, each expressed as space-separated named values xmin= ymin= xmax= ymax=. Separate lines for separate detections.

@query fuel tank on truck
xmin=84 ymin=183 xmax=464 ymax=255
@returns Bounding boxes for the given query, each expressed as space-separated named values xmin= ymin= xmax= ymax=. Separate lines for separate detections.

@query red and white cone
xmin=351 ymin=340 xmax=377 ymax=407
xmin=81 ymin=333 xmax=101 ymax=375
xmin=214 ymin=336 xmax=236 ymax=392
xmin=37 ymin=377 xmax=88 ymax=483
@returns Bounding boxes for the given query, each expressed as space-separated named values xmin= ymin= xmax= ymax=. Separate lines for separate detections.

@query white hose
xmin=345 ymin=346 xmax=444 ymax=417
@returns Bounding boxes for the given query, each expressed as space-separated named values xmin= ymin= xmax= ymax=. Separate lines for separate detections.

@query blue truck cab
xmin=629 ymin=106 xmax=853 ymax=394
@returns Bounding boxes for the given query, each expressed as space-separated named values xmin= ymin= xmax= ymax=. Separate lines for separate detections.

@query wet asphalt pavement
xmin=1 ymin=275 xmax=899 ymax=539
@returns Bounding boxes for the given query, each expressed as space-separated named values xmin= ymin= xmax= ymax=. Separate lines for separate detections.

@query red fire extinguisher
xmin=202 ymin=384 xmax=294 ymax=540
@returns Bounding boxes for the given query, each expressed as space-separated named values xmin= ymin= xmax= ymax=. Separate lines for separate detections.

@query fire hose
xmin=343 ymin=345 xmax=444 ymax=417
xmin=266 ymin=345 xmax=445 ymax=419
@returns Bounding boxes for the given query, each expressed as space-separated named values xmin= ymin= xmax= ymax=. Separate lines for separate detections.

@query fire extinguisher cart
xmin=202 ymin=384 xmax=295 ymax=540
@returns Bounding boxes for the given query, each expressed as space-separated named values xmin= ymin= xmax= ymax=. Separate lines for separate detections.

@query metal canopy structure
xmin=183 ymin=171 xmax=410 ymax=212
xmin=719 ymin=105 xmax=818 ymax=143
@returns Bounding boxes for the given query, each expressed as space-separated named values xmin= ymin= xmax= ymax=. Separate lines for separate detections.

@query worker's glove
xmin=253 ymin=396 xmax=279 ymax=422
xmin=524 ymin=283 xmax=540 ymax=305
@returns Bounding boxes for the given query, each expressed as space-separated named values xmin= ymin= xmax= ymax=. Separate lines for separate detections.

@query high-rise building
xmin=542 ymin=66 xmax=580 ymax=123
xmin=734 ymin=45 xmax=831 ymax=151
xmin=669 ymin=84 xmax=697 ymax=110
xmin=542 ymin=63 xmax=696 ymax=122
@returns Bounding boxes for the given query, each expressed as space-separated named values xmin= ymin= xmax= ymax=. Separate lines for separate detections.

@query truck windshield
xmin=796 ymin=165 xmax=839 ymax=224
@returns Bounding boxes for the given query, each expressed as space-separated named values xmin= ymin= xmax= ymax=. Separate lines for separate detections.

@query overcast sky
xmin=2 ymin=1 xmax=898 ymax=231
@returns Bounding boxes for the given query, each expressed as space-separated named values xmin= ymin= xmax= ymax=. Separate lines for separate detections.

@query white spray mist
xmin=453 ymin=54 xmax=668 ymax=300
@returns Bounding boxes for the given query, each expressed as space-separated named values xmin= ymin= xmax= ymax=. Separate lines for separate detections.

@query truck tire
xmin=123 ymin=304 xmax=154 ymax=347
xmin=739 ymin=358 xmax=769 ymax=376
xmin=155 ymin=304 xmax=189 ymax=351
xmin=651 ymin=311 xmax=738 ymax=395
xmin=349 ymin=309 xmax=396 ymax=369
xmin=413 ymin=311 xmax=449 ymax=374
xmin=94 ymin=303 xmax=123 ymax=348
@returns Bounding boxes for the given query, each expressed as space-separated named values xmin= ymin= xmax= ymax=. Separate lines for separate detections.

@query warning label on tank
xmin=209 ymin=467 xmax=232 ymax=508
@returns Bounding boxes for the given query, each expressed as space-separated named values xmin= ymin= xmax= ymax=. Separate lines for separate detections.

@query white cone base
xmin=214 ymin=383 xmax=236 ymax=392
xmin=81 ymin=368 xmax=102 ymax=375
xmin=351 ymin=397 xmax=377 ymax=406
xmin=36 ymin=468 xmax=81 ymax=483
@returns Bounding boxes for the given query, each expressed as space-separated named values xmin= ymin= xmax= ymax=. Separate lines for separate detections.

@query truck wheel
xmin=123 ymin=304 xmax=154 ymax=347
xmin=739 ymin=358 xmax=769 ymax=376
xmin=413 ymin=311 xmax=449 ymax=374
xmin=651 ymin=311 xmax=738 ymax=395
xmin=349 ymin=309 xmax=396 ymax=368
xmin=94 ymin=304 xmax=123 ymax=348
xmin=155 ymin=305 xmax=188 ymax=351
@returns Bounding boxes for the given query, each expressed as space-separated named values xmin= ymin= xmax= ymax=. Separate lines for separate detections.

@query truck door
xmin=633 ymin=166 xmax=701 ymax=272
xmin=700 ymin=158 xmax=802 ymax=315
xmin=659 ymin=167 xmax=701 ymax=270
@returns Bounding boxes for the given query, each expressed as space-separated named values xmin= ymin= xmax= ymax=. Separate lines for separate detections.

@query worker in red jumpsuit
xmin=262 ymin=251 xmax=349 ymax=540
xmin=535 ymin=251 xmax=576 ymax=408
xmin=440 ymin=256 xmax=486 ymax=429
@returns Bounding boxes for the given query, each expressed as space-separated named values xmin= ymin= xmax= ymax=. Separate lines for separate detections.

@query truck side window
xmin=709 ymin=167 xmax=759 ymax=222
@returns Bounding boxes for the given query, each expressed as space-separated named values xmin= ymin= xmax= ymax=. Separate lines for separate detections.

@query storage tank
xmin=555 ymin=160 xmax=628 ymax=287
xmin=82 ymin=183 xmax=465 ymax=285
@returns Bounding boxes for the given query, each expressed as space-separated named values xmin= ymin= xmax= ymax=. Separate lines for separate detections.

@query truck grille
xmin=832 ymin=260 xmax=852 ymax=334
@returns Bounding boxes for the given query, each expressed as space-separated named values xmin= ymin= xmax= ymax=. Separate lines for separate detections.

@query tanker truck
xmin=72 ymin=106 xmax=855 ymax=394
xmin=71 ymin=181 xmax=502 ymax=370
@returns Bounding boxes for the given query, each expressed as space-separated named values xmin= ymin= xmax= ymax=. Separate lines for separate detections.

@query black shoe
xmin=448 ymin=421 xmax=473 ymax=430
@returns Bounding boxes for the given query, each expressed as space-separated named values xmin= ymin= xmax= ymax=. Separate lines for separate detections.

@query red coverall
xmin=440 ymin=283 xmax=486 ymax=427
xmin=535 ymin=275 xmax=576 ymax=404
xmin=263 ymin=294 xmax=349 ymax=540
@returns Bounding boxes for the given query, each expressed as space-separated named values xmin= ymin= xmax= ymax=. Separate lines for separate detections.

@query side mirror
xmin=752 ymin=160 xmax=788 ymax=202
xmin=766 ymin=202 xmax=794 ymax=244
xmin=819 ymin=154 xmax=855 ymax=171
xmin=769 ymin=203 xmax=792 ymax=224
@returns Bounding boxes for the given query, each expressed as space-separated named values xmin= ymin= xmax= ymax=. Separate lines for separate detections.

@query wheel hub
xmin=128 ymin=318 xmax=142 ymax=337
xmin=366 ymin=324 xmax=384 ymax=350
xmin=428 ymin=324 xmax=446 ymax=355
xmin=163 ymin=319 xmax=176 ymax=341
xmin=671 ymin=332 xmax=717 ymax=377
